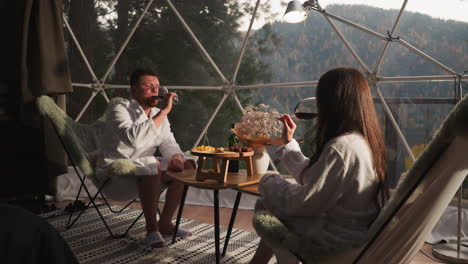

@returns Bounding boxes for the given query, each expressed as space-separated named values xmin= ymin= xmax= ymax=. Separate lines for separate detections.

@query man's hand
xmin=167 ymin=154 xmax=184 ymax=172
xmin=183 ymin=160 xmax=196 ymax=170
xmin=161 ymin=92 xmax=177 ymax=113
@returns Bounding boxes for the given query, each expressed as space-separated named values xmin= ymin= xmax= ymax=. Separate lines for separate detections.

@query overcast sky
xmin=240 ymin=0 xmax=468 ymax=30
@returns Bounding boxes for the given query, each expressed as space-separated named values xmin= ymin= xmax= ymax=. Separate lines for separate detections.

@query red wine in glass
xmin=293 ymin=97 xmax=317 ymax=120
xmin=294 ymin=112 xmax=318 ymax=120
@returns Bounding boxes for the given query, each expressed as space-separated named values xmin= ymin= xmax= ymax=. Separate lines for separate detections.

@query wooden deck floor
xmin=51 ymin=200 xmax=445 ymax=264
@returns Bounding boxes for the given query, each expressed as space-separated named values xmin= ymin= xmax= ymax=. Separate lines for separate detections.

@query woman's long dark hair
xmin=310 ymin=67 xmax=389 ymax=206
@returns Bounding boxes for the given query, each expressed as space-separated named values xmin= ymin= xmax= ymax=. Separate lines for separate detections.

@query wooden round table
xmin=166 ymin=169 xmax=264 ymax=264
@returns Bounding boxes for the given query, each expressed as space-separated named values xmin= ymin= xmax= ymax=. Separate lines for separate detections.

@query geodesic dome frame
xmin=63 ymin=0 xmax=468 ymax=165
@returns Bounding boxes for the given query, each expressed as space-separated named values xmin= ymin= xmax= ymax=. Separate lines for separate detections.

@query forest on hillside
xmin=62 ymin=1 xmax=467 ymax=183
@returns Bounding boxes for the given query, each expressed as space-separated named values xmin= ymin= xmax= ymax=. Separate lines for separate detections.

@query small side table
xmin=166 ymin=169 xmax=263 ymax=264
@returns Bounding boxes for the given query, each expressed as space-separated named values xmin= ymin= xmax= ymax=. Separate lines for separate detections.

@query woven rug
xmin=41 ymin=205 xmax=260 ymax=264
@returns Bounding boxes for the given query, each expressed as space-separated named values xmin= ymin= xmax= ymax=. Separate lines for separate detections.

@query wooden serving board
xmin=191 ymin=149 xmax=254 ymax=158
xmin=190 ymin=149 xmax=254 ymax=183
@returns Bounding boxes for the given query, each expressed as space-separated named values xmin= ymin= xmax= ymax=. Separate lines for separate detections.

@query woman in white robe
xmin=250 ymin=67 xmax=389 ymax=263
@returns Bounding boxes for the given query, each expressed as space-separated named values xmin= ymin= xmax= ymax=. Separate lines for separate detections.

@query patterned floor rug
xmin=41 ymin=205 xmax=261 ymax=264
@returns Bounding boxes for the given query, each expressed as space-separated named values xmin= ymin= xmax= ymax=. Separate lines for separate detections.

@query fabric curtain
xmin=0 ymin=0 xmax=72 ymax=197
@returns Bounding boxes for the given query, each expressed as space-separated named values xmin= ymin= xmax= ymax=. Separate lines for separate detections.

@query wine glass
xmin=293 ymin=97 xmax=318 ymax=121
xmin=152 ymin=86 xmax=182 ymax=104
xmin=292 ymin=97 xmax=318 ymax=143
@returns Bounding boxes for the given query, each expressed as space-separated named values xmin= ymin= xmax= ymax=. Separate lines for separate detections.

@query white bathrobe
xmin=95 ymin=98 xmax=189 ymax=200
xmin=259 ymin=132 xmax=380 ymax=254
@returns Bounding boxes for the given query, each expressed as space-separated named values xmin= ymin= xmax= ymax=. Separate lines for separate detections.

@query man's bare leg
xmin=249 ymin=239 xmax=273 ymax=264
xmin=157 ymin=160 xmax=194 ymax=234
xmin=158 ymin=173 xmax=185 ymax=234
xmin=138 ymin=163 xmax=163 ymax=235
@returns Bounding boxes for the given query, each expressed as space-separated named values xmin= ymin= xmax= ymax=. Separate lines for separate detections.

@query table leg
xmin=245 ymin=156 xmax=254 ymax=176
xmin=213 ymin=158 xmax=220 ymax=173
xmin=221 ymin=159 xmax=230 ymax=183
xmin=222 ymin=191 xmax=242 ymax=257
xmin=197 ymin=157 xmax=206 ymax=175
xmin=214 ymin=190 xmax=220 ymax=264
xmin=172 ymin=184 xmax=189 ymax=244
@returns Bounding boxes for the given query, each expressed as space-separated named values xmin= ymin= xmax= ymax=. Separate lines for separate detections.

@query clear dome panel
xmin=105 ymin=0 xmax=225 ymax=86
xmin=318 ymin=1 xmax=404 ymax=33
xmin=377 ymin=80 xmax=457 ymax=98
xmin=248 ymin=12 xmax=361 ymax=87
xmin=394 ymin=13 xmax=468 ymax=75
xmin=402 ymin=0 xmax=468 ymax=72
xmin=167 ymin=90 xmax=228 ymax=151
xmin=329 ymin=13 xmax=387 ymax=71
xmin=374 ymin=82 xmax=457 ymax=187
xmin=378 ymin=41 xmax=450 ymax=77
xmin=323 ymin=3 xmax=403 ymax=70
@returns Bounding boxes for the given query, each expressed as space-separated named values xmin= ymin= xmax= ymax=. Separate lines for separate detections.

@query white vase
xmin=252 ymin=147 xmax=270 ymax=175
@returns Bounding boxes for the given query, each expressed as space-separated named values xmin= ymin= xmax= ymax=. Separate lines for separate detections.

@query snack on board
xmin=193 ymin=145 xmax=250 ymax=153
xmin=215 ymin=147 xmax=225 ymax=152
xmin=193 ymin=145 xmax=215 ymax=152
xmin=193 ymin=146 xmax=225 ymax=152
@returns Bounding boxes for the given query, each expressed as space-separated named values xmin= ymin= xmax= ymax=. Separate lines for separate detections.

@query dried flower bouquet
xmin=232 ymin=104 xmax=282 ymax=144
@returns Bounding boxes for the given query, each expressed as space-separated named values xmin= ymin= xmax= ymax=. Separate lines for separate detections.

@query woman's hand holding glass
xmin=279 ymin=114 xmax=297 ymax=144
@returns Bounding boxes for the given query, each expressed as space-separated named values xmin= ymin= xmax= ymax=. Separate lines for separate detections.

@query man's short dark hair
xmin=129 ymin=68 xmax=158 ymax=86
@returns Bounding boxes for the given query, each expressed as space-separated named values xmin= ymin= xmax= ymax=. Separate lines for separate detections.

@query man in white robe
xmin=96 ymin=68 xmax=195 ymax=248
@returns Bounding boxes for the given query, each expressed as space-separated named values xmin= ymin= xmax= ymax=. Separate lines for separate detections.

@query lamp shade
xmin=283 ymin=0 xmax=308 ymax=23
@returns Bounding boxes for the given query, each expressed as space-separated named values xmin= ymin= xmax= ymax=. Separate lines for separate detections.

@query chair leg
xmin=172 ymin=184 xmax=189 ymax=244
xmin=66 ymin=183 xmax=104 ymax=230
xmin=71 ymin=178 xmax=120 ymax=238
xmin=65 ymin=200 xmax=89 ymax=228
xmin=214 ymin=190 xmax=220 ymax=264
xmin=66 ymin=178 xmax=89 ymax=227
xmin=64 ymin=174 xmax=143 ymax=238
xmin=102 ymin=194 xmax=136 ymax=213
xmin=116 ymin=211 xmax=145 ymax=238
xmin=222 ymin=191 xmax=242 ymax=257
